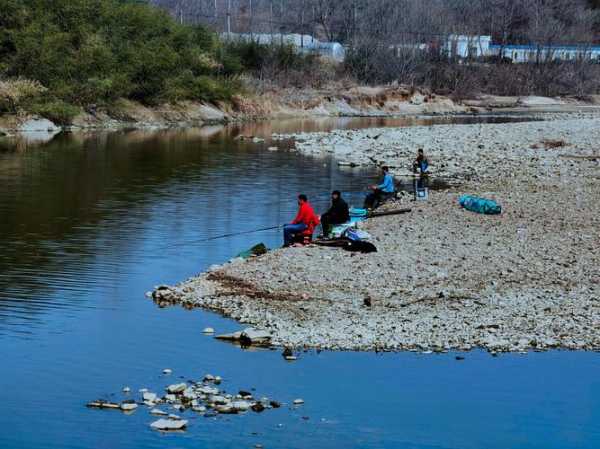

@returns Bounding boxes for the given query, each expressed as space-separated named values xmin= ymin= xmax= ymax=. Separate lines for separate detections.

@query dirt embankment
xmin=5 ymin=83 xmax=598 ymax=137
xmin=153 ymin=116 xmax=600 ymax=353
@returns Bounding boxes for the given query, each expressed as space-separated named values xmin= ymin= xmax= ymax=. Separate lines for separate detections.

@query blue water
xmin=0 ymin=118 xmax=598 ymax=449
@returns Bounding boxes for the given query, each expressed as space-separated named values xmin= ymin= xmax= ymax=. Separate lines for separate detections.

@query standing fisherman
xmin=413 ymin=148 xmax=430 ymax=175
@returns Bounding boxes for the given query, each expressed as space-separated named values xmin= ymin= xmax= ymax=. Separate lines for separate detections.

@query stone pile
xmin=87 ymin=369 xmax=300 ymax=432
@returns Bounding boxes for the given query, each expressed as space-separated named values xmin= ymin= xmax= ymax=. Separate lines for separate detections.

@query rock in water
xmin=251 ymin=402 xmax=266 ymax=413
xmin=203 ymin=327 xmax=215 ymax=334
xmin=150 ymin=418 xmax=188 ymax=431
xmin=282 ymin=347 xmax=293 ymax=359
xmin=143 ymin=392 xmax=158 ymax=402
xmin=86 ymin=400 xmax=120 ymax=409
xmin=120 ymin=401 xmax=138 ymax=412
xmin=166 ymin=383 xmax=187 ymax=394
xmin=163 ymin=368 xmax=172 ymax=375
xmin=293 ymin=399 xmax=305 ymax=405
xmin=240 ymin=328 xmax=272 ymax=346
xmin=231 ymin=401 xmax=252 ymax=412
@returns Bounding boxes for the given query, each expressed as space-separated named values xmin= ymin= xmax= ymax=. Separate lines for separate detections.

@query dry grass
xmin=0 ymin=78 xmax=47 ymax=112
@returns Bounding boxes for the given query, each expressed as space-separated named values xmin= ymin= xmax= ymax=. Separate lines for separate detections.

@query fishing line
xmin=152 ymin=175 xmax=455 ymax=251
xmin=154 ymin=224 xmax=284 ymax=251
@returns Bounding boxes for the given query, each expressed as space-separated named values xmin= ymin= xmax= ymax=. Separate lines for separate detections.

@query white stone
xmin=163 ymin=368 xmax=172 ymax=375
xmin=150 ymin=418 xmax=188 ymax=431
xmin=293 ymin=399 xmax=305 ymax=405
xmin=203 ymin=327 xmax=215 ymax=334
xmin=143 ymin=392 xmax=158 ymax=402
xmin=167 ymin=383 xmax=187 ymax=394
xmin=183 ymin=388 xmax=197 ymax=400
xmin=231 ymin=400 xmax=252 ymax=412
xmin=120 ymin=402 xmax=138 ymax=411
xmin=150 ymin=408 xmax=168 ymax=416
xmin=241 ymin=328 xmax=272 ymax=344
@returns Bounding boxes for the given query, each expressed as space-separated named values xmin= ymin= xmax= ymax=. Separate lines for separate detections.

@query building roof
xmin=490 ymin=44 xmax=600 ymax=51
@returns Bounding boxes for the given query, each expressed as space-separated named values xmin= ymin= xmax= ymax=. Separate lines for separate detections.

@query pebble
xmin=163 ymin=368 xmax=172 ymax=375
xmin=293 ymin=399 xmax=305 ymax=405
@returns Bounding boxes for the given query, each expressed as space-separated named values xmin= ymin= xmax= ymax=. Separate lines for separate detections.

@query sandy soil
xmin=154 ymin=116 xmax=600 ymax=353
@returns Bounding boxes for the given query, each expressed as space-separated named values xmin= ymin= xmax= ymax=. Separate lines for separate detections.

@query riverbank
xmin=3 ymin=85 xmax=600 ymax=137
xmin=153 ymin=116 xmax=600 ymax=353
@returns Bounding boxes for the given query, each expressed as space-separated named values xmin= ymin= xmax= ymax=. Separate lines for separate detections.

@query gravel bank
xmin=153 ymin=116 xmax=600 ymax=353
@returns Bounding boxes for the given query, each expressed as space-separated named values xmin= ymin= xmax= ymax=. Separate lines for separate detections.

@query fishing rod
xmin=153 ymin=175 xmax=450 ymax=251
xmin=155 ymin=224 xmax=284 ymax=251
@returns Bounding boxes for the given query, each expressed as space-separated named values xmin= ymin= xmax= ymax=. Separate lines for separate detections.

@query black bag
xmin=342 ymin=239 xmax=377 ymax=253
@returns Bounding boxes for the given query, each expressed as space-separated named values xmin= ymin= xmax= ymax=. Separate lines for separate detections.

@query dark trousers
xmin=364 ymin=190 xmax=394 ymax=210
xmin=320 ymin=212 xmax=347 ymax=238
xmin=283 ymin=223 xmax=308 ymax=246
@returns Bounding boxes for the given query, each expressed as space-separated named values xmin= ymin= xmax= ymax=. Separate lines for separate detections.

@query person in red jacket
xmin=283 ymin=194 xmax=320 ymax=247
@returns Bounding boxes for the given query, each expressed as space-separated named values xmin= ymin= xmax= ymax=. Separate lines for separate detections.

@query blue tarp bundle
xmin=349 ymin=207 xmax=369 ymax=217
xmin=459 ymin=195 xmax=502 ymax=215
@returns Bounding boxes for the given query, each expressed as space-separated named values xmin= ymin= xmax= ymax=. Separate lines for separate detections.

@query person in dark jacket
xmin=320 ymin=190 xmax=350 ymax=238
xmin=412 ymin=148 xmax=430 ymax=174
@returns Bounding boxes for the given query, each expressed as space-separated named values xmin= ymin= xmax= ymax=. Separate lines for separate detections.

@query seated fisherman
xmin=320 ymin=190 xmax=350 ymax=238
xmin=283 ymin=194 xmax=320 ymax=247
xmin=364 ymin=166 xmax=395 ymax=210
xmin=412 ymin=148 xmax=430 ymax=174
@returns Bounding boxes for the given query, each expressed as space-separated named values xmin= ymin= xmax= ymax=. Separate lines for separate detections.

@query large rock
xmin=18 ymin=118 xmax=59 ymax=133
xmin=150 ymin=418 xmax=188 ymax=431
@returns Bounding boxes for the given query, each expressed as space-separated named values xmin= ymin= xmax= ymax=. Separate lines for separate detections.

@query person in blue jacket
xmin=364 ymin=166 xmax=395 ymax=210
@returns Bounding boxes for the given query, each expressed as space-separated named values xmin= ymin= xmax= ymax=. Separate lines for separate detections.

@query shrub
xmin=0 ymin=0 xmax=243 ymax=108
xmin=0 ymin=78 xmax=47 ymax=113
xmin=30 ymin=100 xmax=80 ymax=125
xmin=221 ymin=40 xmax=334 ymax=87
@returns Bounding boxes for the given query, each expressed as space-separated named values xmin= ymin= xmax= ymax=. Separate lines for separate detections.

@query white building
xmin=443 ymin=35 xmax=600 ymax=63
xmin=445 ymin=35 xmax=492 ymax=59
xmin=221 ymin=33 xmax=346 ymax=62
xmin=489 ymin=43 xmax=600 ymax=63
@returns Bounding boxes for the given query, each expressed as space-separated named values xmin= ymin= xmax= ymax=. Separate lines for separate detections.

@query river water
xmin=1 ymin=116 xmax=599 ymax=449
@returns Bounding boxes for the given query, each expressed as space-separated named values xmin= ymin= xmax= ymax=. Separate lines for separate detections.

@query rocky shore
xmin=153 ymin=115 xmax=600 ymax=353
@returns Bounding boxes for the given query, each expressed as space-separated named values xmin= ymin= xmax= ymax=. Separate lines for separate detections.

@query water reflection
xmin=0 ymin=127 xmax=375 ymax=333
